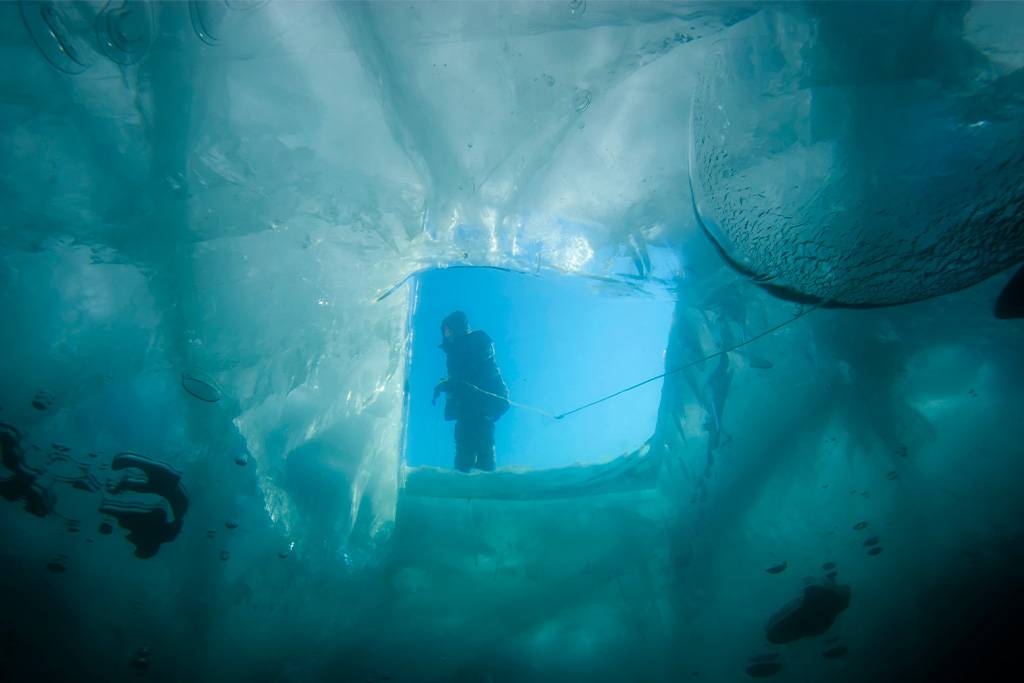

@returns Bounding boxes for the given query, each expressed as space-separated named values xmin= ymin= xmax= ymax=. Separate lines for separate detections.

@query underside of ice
xmin=1 ymin=2 xmax=1023 ymax=682
xmin=690 ymin=3 xmax=1024 ymax=306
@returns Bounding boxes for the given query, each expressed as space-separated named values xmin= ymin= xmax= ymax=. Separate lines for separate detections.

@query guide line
xmin=458 ymin=304 xmax=819 ymax=421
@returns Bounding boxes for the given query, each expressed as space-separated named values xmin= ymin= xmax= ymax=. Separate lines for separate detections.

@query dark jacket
xmin=441 ymin=330 xmax=510 ymax=422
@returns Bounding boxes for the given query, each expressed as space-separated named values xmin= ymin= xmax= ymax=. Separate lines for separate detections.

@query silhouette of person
xmin=433 ymin=311 xmax=509 ymax=472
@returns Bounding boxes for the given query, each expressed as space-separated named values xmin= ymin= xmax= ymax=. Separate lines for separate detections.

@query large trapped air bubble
xmin=690 ymin=5 xmax=1024 ymax=307
xmin=19 ymin=0 xmax=93 ymax=75
xmin=765 ymin=582 xmax=851 ymax=644
xmin=224 ymin=0 xmax=269 ymax=10
xmin=181 ymin=372 xmax=222 ymax=403
xmin=188 ymin=0 xmax=227 ymax=46
xmin=95 ymin=0 xmax=154 ymax=65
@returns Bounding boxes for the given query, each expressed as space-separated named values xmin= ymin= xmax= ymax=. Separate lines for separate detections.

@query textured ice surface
xmin=1 ymin=2 xmax=1023 ymax=682
xmin=691 ymin=3 xmax=1024 ymax=306
xmin=2 ymin=0 xmax=749 ymax=552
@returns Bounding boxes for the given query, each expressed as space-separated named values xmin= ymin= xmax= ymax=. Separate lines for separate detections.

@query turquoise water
xmin=1 ymin=2 xmax=1023 ymax=682
xmin=405 ymin=266 xmax=673 ymax=470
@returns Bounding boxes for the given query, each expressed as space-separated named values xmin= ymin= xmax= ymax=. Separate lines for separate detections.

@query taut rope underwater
xmin=458 ymin=303 xmax=820 ymax=421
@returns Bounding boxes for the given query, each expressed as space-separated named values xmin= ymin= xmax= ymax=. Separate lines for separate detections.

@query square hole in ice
xmin=403 ymin=267 xmax=674 ymax=471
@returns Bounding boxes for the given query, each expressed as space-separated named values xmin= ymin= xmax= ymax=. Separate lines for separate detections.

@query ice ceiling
xmin=3 ymin=0 xmax=1022 ymax=541
xmin=3 ymin=0 xmax=769 ymax=548
xmin=1 ymin=2 xmax=1023 ymax=680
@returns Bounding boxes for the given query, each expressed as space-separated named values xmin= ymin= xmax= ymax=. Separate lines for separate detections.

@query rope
xmin=450 ymin=303 xmax=819 ymax=421
xmin=446 ymin=380 xmax=557 ymax=419
xmin=553 ymin=304 xmax=818 ymax=419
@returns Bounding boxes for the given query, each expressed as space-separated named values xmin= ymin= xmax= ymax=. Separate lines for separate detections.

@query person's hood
xmin=440 ymin=310 xmax=470 ymax=348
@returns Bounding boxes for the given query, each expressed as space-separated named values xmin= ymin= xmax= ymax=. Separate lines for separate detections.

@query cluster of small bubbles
xmin=569 ymin=0 xmax=587 ymax=17
xmin=544 ymin=74 xmax=555 ymax=87
xmin=573 ymin=89 xmax=592 ymax=113
xmin=21 ymin=0 xmax=265 ymax=74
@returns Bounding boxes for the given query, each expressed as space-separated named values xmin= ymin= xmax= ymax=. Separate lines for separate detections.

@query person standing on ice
xmin=432 ymin=311 xmax=510 ymax=472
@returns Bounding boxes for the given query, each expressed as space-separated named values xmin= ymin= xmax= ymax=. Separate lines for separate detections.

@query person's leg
xmin=453 ymin=420 xmax=474 ymax=472
xmin=474 ymin=418 xmax=496 ymax=472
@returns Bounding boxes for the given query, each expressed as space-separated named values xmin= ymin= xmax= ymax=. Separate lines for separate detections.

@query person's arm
xmin=432 ymin=379 xmax=448 ymax=405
